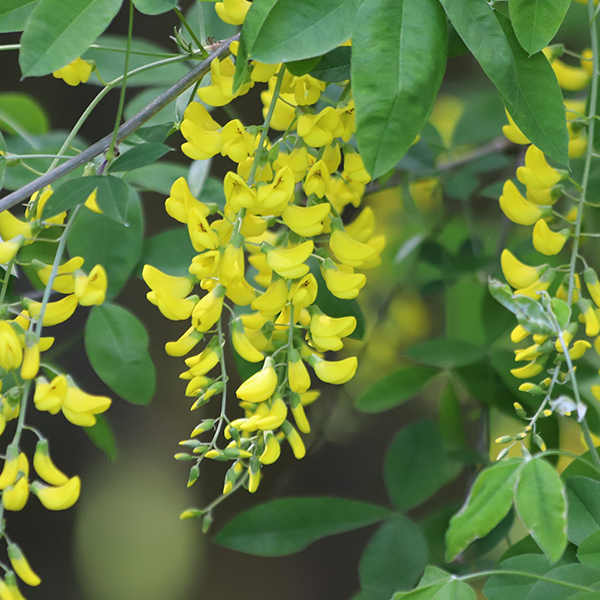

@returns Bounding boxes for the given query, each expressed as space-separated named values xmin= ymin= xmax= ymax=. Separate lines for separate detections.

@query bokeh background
xmin=0 ymin=2 xmax=596 ymax=599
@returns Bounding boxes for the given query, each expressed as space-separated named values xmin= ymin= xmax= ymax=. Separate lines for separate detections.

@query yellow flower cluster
xmin=146 ymin=28 xmax=385 ymax=502
xmin=0 ymin=188 xmax=110 ymax=598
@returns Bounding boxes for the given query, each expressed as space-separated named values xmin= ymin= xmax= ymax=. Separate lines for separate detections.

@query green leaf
xmin=67 ymin=187 xmax=143 ymax=300
xmin=523 ymin=564 xmax=600 ymax=600
xmin=242 ymin=0 xmax=360 ymax=64
xmin=514 ymin=457 xmax=567 ymax=564
xmin=84 ymin=414 xmax=117 ymax=461
xmin=43 ymin=175 xmax=130 ymax=225
xmin=359 ymin=517 xmax=428 ymax=600
xmin=405 ymin=339 xmax=484 ymax=369
xmin=286 ymin=56 xmax=322 ymax=77
xmin=579 ymin=531 xmax=600 ymax=571
xmin=439 ymin=379 xmax=466 ymax=449
xmin=508 ymin=0 xmax=570 ymax=55
xmin=19 ymin=0 xmax=123 ymax=78
xmin=123 ymin=161 xmax=187 ymax=195
xmin=562 ymin=452 xmax=600 ymax=482
xmin=439 ymin=0 xmax=568 ymax=165
xmin=566 ymin=476 xmax=600 ymax=546
xmin=484 ymin=554 xmax=555 ymax=600
xmin=0 ymin=0 xmax=37 ymax=33
xmin=215 ymin=497 xmax=391 ymax=556
xmin=445 ymin=458 xmax=523 ymax=561
xmin=138 ymin=228 xmax=196 ymax=278
xmin=85 ymin=303 xmax=156 ymax=405
xmin=129 ymin=123 xmax=174 ymax=144
xmin=308 ymin=46 xmax=351 ymax=82
xmin=355 ymin=367 xmax=439 ymax=414
xmin=310 ymin=259 xmax=365 ymax=340
xmin=384 ymin=420 xmax=454 ymax=510
xmin=108 ymin=143 xmax=171 ymax=173
xmin=131 ymin=0 xmax=176 ymax=14
xmin=393 ymin=569 xmax=475 ymax=600
xmin=0 ymin=92 xmax=49 ymax=136
xmin=352 ymin=0 xmax=447 ymax=178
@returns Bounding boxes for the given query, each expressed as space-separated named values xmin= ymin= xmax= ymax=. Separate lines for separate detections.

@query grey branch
xmin=0 ymin=34 xmax=239 ymax=213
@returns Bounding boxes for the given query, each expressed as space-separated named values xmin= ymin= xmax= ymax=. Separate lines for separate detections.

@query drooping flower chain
xmin=143 ymin=41 xmax=385 ymax=517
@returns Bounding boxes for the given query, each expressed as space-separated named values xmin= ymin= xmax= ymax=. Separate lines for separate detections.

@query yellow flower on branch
xmin=52 ymin=57 xmax=93 ymax=86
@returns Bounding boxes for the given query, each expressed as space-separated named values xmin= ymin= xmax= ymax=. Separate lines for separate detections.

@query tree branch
xmin=0 ymin=34 xmax=239 ymax=213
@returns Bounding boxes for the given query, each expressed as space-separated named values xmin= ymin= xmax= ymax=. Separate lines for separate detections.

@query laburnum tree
xmin=2 ymin=0 xmax=600 ymax=599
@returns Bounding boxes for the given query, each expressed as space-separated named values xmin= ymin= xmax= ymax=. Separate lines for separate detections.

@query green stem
xmin=247 ymin=67 xmax=286 ymax=185
xmin=174 ymin=7 xmax=209 ymax=58
xmin=567 ymin=0 xmax=599 ymax=304
xmin=106 ymin=0 xmax=134 ymax=161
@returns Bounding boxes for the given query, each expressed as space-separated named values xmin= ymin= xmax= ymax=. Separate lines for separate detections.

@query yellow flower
xmin=282 ymin=421 xmax=306 ymax=459
xmin=0 ymin=446 xmax=20 ymax=490
xmin=343 ymin=153 xmax=371 ymax=184
xmin=500 ymin=249 xmax=547 ymax=289
xmin=337 ymin=101 xmax=356 ymax=142
xmin=183 ymin=344 xmax=221 ymax=378
xmin=251 ymin=277 xmax=288 ymax=316
xmin=165 ymin=177 xmax=210 ymax=223
xmin=298 ymin=107 xmax=341 ymax=147
xmin=34 ymin=375 xmax=67 ymax=414
xmin=310 ymin=355 xmax=358 ymax=384
xmin=187 ymin=208 xmax=219 ymax=252
xmin=502 ymin=109 xmax=530 ymax=145
xmin=513 ymin=268 xmax=554 ymax=300
xmin=281 ymin=72 xmax=326 ymax=106
xmin=52 ymin=57 xmax=92 ymax=86
xmin=310 ymin=313 xmax=356 ymax=351
xmin=266 ymin=241 xmax=314 ymax=279
xmin=499 ymin=180 xmax=550 ymax=225
xmin=8 ymin=544 xmax=41 ymax=587
xmin=345 ymin=207 xmax=375 ymax=243
xmin=0 ymin=239 xmax=21 ymax=264
xmin=329 ymin=229 xmax=376 ymax=268
xmin=260 ymin=433 xmax=281 ymax=464
xmin=510 ymin=361 xmax=544 ymax=379
xmin=290 ymin=395 xmax=310 ymax=433
xmin=165 ymin=326 xmax=203 ymax=357
xmin=142 ymin=264 xmax=193 ymax=298
xmin=219 ymin=238 xmax=245 ymax=287
xmin=221 ymin=119 xmax=255 ymax=163
xmin=273 ymin=147 xmax=310 ymax=183
xmin=254 ymin=394 xmax=287 ymax=429
xmin=585 ymin=268 xmax=600 ymax=308
xmin=322 ymin=261 xmax=366 ymax=299
xmin=236 ymin=357 xmax=278 ymax=402
xmin=215 ymin=0 xmax=251 ymax=25
xmin=0 ymin=211 xmax=32 ymax=241
xmin=189 ymin=251 xmax=220 ymax=281
xmin=32 ymin=475 xmax=81 ymax=510
xmin=225 ymin=277 xmax=257 ymax=306
xmin=255 ymin=167 xmax=295 ymax=216
xmin=224 ymin=172 xmax=257 ymax=212
xmin=250 ymin=61 xmax=280 ymax=83
xmin=20 ymin=342 xmax=39 ymax=381
xmin=192 ymin=285 xmax=226 ymax=331
xmin=33 ymin=440 xmax=69 ymax=486
xmin=231 ymin=318 xmax=264 ymax=363
xmin=289 ymin=350 xmax=311 ymax=394
xmin=73 ymin=264 xmax=107 ymax=306
xmin=0 ymin=322 xmax=22 ymax=371
xmin=27 ymin=294 xmax=78 ymax=326
xmin=288 ymin=274 xmax=318 ymax=309
xmin=147 ymin=288 xmax=197 ymax=321
xmin=61 ymin=386 xmax=111 ymax=427
xmin=180 ymin=102 xmax=222 ymax=161
xmin=303 ymin=160 xmax=331 ymax=198
xmin=3 ymin=476 xmax=29 ymax=511
xmin=579 ymin=300 xmax=600 ymax=337
xmin=544 ymin=52 xmax=591 ymax=91
xmin=36 ymin=256 xmax=84 ymax=294
xmin=532 ymin=219 xmax=569 ymax=256
xmin=283 ymin=203 xmax=330 ymax=237
xmin=197 ymin=57 xmax=251 ymax=106
xmin=517 ymin=145 xmax=563 ymax=190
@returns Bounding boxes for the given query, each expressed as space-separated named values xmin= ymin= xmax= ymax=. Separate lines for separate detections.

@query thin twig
xmin=0 ymin=34 xmax=239 ymax=213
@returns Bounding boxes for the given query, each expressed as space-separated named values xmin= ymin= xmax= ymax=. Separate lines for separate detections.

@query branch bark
xmin=0 ymin=34 xmax=239 ymax=213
